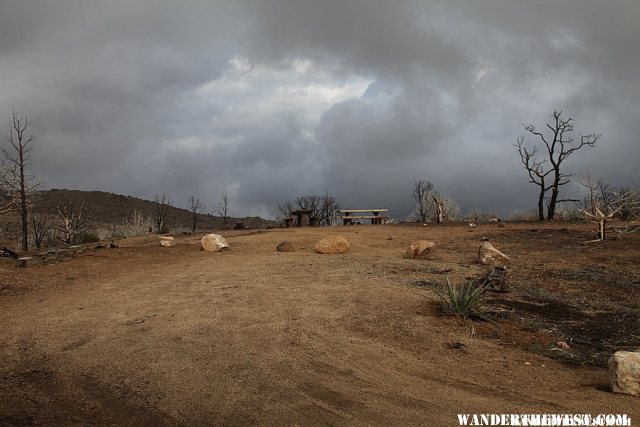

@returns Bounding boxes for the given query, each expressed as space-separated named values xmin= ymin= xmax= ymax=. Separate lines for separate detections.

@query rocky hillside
xmin=0 ymin=189 xmax=278 ymax=239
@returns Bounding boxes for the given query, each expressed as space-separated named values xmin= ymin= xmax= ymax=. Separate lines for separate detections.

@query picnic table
xmin=339 ymin=209 xmax=389 ymax=225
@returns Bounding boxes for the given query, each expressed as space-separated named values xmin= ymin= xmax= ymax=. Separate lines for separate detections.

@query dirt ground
xmin=1 ymin=223 xmax=639 ymax=426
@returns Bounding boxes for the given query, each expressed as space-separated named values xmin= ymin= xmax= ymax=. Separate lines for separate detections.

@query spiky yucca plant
xmin=435 ymin=276 xmax=491 ymax=321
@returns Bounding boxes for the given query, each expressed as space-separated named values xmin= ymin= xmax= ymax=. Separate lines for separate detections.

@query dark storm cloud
xmin=0 ymin=1 xmax=638 ymax=218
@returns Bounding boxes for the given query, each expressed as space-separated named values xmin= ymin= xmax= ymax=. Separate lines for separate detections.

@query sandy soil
xmin=1 ymin=223 xmax=638 ymax=426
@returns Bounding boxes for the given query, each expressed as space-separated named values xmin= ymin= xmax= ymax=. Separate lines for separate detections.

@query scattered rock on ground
xmin=276 ymin=240 xmax=295 ymax=252
xmin=315 ymin=236 xmax=350 ymax=254
xmin=159 ymin=236 xmax=174 ymax=247
xmin=609 ymin=351 xmax=640 ymax=396
xmin=201 ymin=234 xmax=230 ymax=252
xmin=478 ymin=241 xmax=510 ymax=267
xmin=468 ymin=223 xmax=477 ymax=228
xmin=405 ymin=240 xmax=436 ymax=259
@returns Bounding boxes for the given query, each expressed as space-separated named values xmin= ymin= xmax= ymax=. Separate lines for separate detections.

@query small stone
xmin=159 ymin=236 xmax=174 ymax=247
xmin=405 ymin=241 xmax=436 ymax=259
xmin=276 ymin=240 xmax=295 ymax=252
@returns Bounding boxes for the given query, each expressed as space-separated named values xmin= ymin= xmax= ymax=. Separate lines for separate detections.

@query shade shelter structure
xmin=290 ymin=209 xmax=313 ymax=227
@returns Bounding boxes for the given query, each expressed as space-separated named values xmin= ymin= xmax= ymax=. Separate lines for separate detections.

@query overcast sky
xmin=1 ymin=1 xmax=638 ymax=219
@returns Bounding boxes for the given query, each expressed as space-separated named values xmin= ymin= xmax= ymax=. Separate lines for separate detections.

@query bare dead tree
xmin=580 ymin=192 xmax=640 ymax=241
xmin=579 ymin=175 xmax=640 ymax=240
xmin=56 ymin=201 xmax=89 ymax=244
xmin=276 ymin=200 xmax=294 ymax=222
xmin=153 ymin=194 xmax=172 ymax=234
xmin=215 ymin=192 xmax=230 ymax=229
xmin=0 ymin=177 xmax=15 ymax=214
xmin=515 ymin=136 xmax=550 ymax=221
xmin=1 ymin=111 xmax=42 ymax=250
xmin=435 ymin=192 xmax=461 ymax=222
xmin=188 ymin=196 xmax=203 ymax=233
xmin=411 ymin=180 xmax=433 ymax=223
xmin=30 ymin=210 xmax=54 ymax=249
xmin=580 ymin=169 xmax=600 ymax=216
xmin=295 ymin=195 xmax=322 ymax=219
xmin=0 ymin=192 xmax=13 ymax=214
xmin=516 ymin=110 xmax=599 ymax=221
xmin=431 ymin=195 xmax=444 ymax=223
xmin=318 ymin=192 xmax=340 ymax=226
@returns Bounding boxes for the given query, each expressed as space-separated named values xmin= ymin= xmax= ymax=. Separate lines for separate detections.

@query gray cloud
xmin=1 ymin=1 xmax=638 ymax=219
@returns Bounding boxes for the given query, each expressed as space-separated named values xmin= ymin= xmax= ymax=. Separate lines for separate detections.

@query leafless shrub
xmin=215 ymin=192 xmax=229 ymax=229
xmin=30 ymin=210 xmax=55 ymax=249
xmin=56 ymin=201 xmax=89 ymax=244
xmin=276 ymin=200 xmax=294 ymax=222
xmin=122 ymin=210 xmax=155 ymax=237
xmin=153 ymin=194 xmax=172 ymax=234
xmin=465 ymin=209 xmax=498 ymax=223
xmin=507 ymin=209 xmax=538 ymax=221
xmin=188 ymin=196 xmax=203 ymax=233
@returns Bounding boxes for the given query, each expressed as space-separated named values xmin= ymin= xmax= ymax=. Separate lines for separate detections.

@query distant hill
xmin=0 ymin=189 xmax=278 ymax=239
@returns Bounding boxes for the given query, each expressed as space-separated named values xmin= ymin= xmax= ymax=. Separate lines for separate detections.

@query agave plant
xmin=435 ymin=275 xmax=491 ymax=321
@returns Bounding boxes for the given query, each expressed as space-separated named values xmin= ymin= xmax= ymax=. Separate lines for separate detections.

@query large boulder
xmin=276 ymin=240 xmax=295 ymax=252
xmin=478 ymin=242 xmax=510 ymax=267
xmin=315 ymin=236 xmax=350 ymax=254
xmin=609 ymin=351 xmax=640 ymax=396
xmin=201 ymin=234 xmax=230 ymax=252
xmin=159 ymin=236 xmax=175 ymax=247
xmin=405 ymin=240 xmax=436 ymax=259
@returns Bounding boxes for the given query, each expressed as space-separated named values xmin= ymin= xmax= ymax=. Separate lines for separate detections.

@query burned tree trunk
xmin=432 ymin=196 xmax=444 ymax=224
xmin=516 ymin=111 xmax=599 ymax=221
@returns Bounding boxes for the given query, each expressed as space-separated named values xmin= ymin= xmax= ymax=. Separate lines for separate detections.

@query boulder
xmin=405 ymin=240 xmax=436 ymax=259
xmin=201 ymin=234 xmax=230 ymax=252
xmin=315 ymin=236 xmax=350 ymax=254
xmin=277 ymin=240 xmax=295 ymax=252
xmin=609 ymin=351 xmax=640 ymax=396
xmin=159 ymin=236 xmax=175 ymax=247
xmin=478 ymin=242 xmax=510 ymax=266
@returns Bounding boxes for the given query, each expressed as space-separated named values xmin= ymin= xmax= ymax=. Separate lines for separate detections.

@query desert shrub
xmin=465 ymin=209 xmax=498 ymax=223
xmin=120 ymin=210 xmax=154 ymax=237
xmin=95 ymin=225 xmax=119 ymax=241
xmin=554 ymin=207 xmax=582 ymax=221
xmin=435 ymin=276 xmax=491 ymax=321
xmin=75 ymin=232 xmax=100 ymax=244
xmin=508 ymin=209 xmax=538 ymax=221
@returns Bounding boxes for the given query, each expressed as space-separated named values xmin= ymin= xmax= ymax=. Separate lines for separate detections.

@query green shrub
xmin=435 ymin=276 xmax=491 ymax=321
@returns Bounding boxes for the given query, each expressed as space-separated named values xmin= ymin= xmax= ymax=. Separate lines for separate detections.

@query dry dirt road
xmin=1 ymin=223 xmax=638 ymax=426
